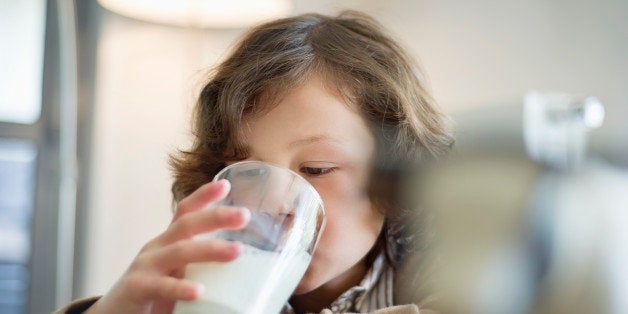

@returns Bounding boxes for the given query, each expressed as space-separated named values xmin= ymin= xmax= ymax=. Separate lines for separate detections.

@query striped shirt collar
xmin=281 ymin=253 xmax=394 ymax=313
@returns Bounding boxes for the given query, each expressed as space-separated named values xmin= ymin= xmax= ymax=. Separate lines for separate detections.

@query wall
xmin=78 ymin=9 xmax=242 ymax=297
xmin=370 ymin=0 xmax=627 ymax=164
xmin=77 ymin=0 xmax=628 ymax=298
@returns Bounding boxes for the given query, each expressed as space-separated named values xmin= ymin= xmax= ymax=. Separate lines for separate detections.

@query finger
xmin=132 ymin=275 xmax=205 ymax=302
xmin=171 ymin=267 xmax=185 ymax=279
xmin=158 ymin=206 xmax=250 ymax=244
xmin=145 ymin=239 xmax=243 ymax=272
xmin=149 ymin=300 xmax=176 ymax=314
xmin=173 ymin=179 xmax=231 ymax=221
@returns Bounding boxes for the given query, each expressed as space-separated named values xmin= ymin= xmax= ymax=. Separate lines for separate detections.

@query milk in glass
xmin=173 ymin=244 xmax=311 ymax=314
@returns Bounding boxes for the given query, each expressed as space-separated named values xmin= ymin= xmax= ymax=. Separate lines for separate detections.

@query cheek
xmin=311 ymin=170 xmax=384 ymax=256
xmin=314 ymin=172 xmax=368 ymax=229
xmin=319 ymin=168 xmax=369 ymax=201
xmin=295 ymin=172 xmax=384 ymax=293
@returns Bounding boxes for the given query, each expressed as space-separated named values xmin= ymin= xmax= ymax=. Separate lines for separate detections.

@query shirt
xmin=281 ymin=253 xmax=394 ymax=314
xmin=53 ymin=253 xmax=416 ymax=314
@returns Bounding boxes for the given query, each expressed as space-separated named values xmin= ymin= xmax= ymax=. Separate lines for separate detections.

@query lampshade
xmin=97 ymin=0 xmax=293 ymax=28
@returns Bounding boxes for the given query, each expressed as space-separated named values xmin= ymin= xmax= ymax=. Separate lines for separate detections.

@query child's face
xmin=241 ymin=74 xmax=385 ymax=294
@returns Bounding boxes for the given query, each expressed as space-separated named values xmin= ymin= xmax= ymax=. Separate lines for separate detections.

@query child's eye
xmin=300 ymin=167 xmax=335 ymax=176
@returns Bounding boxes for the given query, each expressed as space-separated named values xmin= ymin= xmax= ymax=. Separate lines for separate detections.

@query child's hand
xmin=85 ymin=180 xmax=250 ymax=314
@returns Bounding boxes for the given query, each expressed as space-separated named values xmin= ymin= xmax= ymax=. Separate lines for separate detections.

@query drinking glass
xmin=174 ymin=161 xmax=326 ymax=314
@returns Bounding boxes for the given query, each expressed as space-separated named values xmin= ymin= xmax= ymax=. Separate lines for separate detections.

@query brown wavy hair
xmin=170 ymin=10 xmax=454 ymax=266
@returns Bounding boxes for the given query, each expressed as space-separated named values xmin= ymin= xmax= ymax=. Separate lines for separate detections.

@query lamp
xmin=97 ymin=0 xmax=293 ymax=28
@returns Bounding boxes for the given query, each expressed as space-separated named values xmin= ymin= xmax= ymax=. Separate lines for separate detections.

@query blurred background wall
xmin=74 ymin=0 xmax=627 ymax=302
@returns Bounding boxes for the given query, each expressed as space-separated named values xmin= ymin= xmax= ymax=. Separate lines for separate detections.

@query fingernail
xmin=227 ymin=206 xmax=249 ymax=220
xmin=216 ymin=179 xmax=230 ymax=191
xmin=239 ymin=207 xmax=251 ymax=222
xmin=194 ymin=283 xmax=205 ymax=298
xmin=231 ymin=242 xmax=244 ymax=255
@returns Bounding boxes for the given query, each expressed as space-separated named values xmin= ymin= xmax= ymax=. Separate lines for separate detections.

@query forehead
xmin=242 ymin=75 xmax=373 ymax=152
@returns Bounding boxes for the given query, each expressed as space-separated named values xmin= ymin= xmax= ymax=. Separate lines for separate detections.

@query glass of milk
xmin=174 ymin=161 xmax=326 ymax=314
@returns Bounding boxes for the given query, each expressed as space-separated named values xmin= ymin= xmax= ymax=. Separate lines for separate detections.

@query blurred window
xmin=0 ymin=0 xmax=46 ymax=124
xmin=1 ymin=0 xmax=52 ymax=313
xmin=0 ymin=140 xmax=36 ymax=314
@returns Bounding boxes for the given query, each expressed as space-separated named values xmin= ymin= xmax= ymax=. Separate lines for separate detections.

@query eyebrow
xmin=287 ymin=134 xmax=345 ymax=149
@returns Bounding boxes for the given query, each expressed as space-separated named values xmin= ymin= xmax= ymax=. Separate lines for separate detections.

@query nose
xmin=227 ymin=160 xmax=298 ymax=215
xmin=258 ymin=168 xmax=298 ymax=216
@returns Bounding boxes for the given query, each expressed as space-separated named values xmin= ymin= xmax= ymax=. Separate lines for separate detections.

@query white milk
xmin=174 ymin=244 xmax=311 ymax=314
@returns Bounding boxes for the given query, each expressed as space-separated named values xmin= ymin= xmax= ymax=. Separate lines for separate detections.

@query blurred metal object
xmin=403 ymin=156 xmax=543 ymax=314
xmin=524 ymin=91 xmax=605 ymax=171
xmin=406 ymin=157 xmax=626 ymax=314
xmin=401 ymin=92 xmax=627 ymax=314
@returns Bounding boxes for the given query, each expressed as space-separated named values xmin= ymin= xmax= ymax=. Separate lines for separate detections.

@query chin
xmin=293 ymin=267 xmax=324 ymax=295
xmin=293 ymin=283 xmax=314 ymax=295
